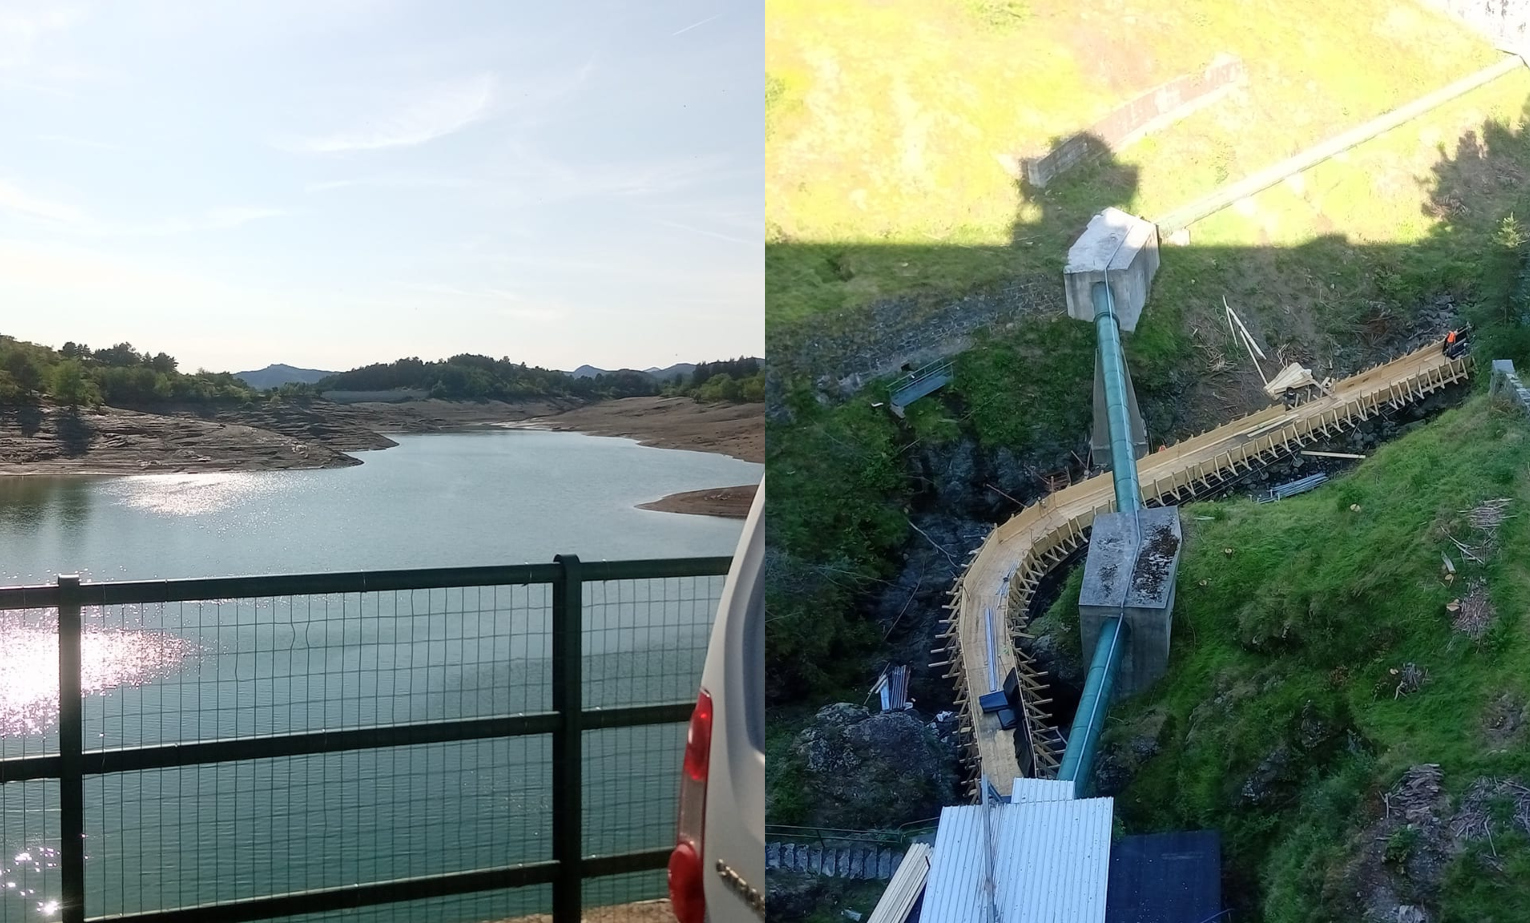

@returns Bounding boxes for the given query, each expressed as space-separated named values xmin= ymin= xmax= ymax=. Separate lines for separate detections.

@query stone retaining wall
xmin=1491 ymin=359 xmax=1530 ymax=417
xmin=768 ymin=275 xmax=1064 ymax=397
xmin=1016 ymin=55 xmax=1247 ymax=188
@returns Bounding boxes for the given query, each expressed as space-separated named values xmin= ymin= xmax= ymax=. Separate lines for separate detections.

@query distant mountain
xmin=234 ymin=364 xmax=337 ymax=390
xmin=645 ymin=362 xmax=696 ymax=381
xmin=569 ymin=361 xmax=743 ymax=382
xmin=569 ymin=364 xmax=651 ymax=379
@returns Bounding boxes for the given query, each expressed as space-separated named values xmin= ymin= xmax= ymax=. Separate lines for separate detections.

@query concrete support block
xmin=1491 ymin=359 xmax=1530 ymax=419
xmin=1064 ymin=208 xmax=1160 ymax=332
xmin=1122 ymin=507 xmax=1182 ymax=695
xmin=1078 ymin=507 xmax=1182 ymax=698
xmin=1079 ymin=511 xmax=1137 ymax=657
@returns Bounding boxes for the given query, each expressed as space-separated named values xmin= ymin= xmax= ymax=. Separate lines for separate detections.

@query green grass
xmin=1072 ymin=395 xmax=1530 ymax=920
xmin=766 ymin=0 xmax=1529 ymax=344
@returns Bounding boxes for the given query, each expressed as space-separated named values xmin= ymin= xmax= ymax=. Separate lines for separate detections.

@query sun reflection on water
xmin=0 ymin=612 xmax=198 ymax=737
xmin=1 ymin=614 xmax=194 ymax=918
xmin=106 ymin=472 xmax=283 ymax=517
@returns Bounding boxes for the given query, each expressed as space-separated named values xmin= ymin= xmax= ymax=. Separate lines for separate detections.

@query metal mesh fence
xmin=0 ymin=562 xmax=726 ymax=923
xmin=262 ymin=884 xmax=552 ymax=923
xmin=0 ymin=782 xmax=61 ymax=920
xmin=0 ymin=606 xmax=60 ymax=760
xmin=83 ymin=586 xmax=554 ymax=751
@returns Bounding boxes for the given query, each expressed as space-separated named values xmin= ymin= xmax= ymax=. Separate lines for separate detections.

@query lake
xmin=0 ymin=430 xmax=760 ymax=922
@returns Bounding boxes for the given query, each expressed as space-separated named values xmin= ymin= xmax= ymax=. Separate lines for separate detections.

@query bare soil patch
xmin=639 ymin=485 xmax=758 ymax=519
xmin=526 ymin=398 xmax=764 ymax=464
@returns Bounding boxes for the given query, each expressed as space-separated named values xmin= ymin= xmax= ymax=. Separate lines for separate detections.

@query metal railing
xmin=0 ymin=555 xmax=731 ymax=923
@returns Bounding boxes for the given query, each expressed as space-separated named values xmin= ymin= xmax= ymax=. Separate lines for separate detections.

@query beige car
xmin=669 ymin=481 xmax=765 ymax=923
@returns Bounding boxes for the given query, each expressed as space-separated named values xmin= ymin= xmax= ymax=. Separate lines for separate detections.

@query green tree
xmin=3 ymin=350 xmax=43 ymax=394
xmin=50 ymin=360 xmax=98 ymax=407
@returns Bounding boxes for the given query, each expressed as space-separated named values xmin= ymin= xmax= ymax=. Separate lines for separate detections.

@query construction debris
xmin=1452 ymin=776 xmax=1530 ymax=869
xmin=870 ymin=665 xmax=912 ymax=712
xmin=1462 ymin=498 xmax=1513 ymax=534
xmin=1449 ymin=580 xmax=1495 ymax=642
xmin=1445 ymin=532 xmax=1485 ymax=564
xmin=1392 ymin=663 xmax=1430 ymax=699
xmin=1263 ymin=362 xmax=1318 ymax=400
xmin=1257 ymin=472 xmax=1328 ymax=503
xmin=1301 ymin=450 xmax=1365 ymax=460
xmin=1383 ymin=764 xmax=1443 ymax=823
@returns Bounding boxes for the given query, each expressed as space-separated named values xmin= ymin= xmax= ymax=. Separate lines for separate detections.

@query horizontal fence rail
xmin=0 ymin=556 xmax=731 ymax=923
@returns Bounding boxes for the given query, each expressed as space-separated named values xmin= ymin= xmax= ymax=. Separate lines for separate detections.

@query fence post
xmin=56 ymin=574 xmax=85 ymax=923
xmin=551 ymin=555 xmax=583 ymax=923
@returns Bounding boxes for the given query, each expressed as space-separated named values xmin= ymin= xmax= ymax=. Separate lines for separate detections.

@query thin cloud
xmin=0 ymin=179 xmax=84 ymax=224
xmin=306 ymin=175 xmax=475 ymax=193
xmin=36 ymin=134 xmax=132 ymax=153
xmin=0 ymin=179 xmax=286 ymax=235
xmin=398 ymin=282 xmax=562 ymax=322
xmin=0 ymin=4 xmax=84 ymax=69
xmin=133 ymin=207 xmax=290 ymax=236
xmin=654 ymin=218 xmax=757 ymax=246
xmin=288 ymin=73 xmax=496 ymax=153
xmin=495 ymin=145 xmax=744 ymax=201
xmin=671 ymin=13 xmax=722 ymax=37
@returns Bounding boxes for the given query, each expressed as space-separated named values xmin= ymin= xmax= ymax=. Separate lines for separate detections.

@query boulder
xmin=790 ymin=703 xmax=960 ymax=828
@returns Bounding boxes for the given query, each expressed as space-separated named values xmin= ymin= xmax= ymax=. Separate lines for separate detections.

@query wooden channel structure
xmin=935 ymin=345 xmax=1474 ymax=800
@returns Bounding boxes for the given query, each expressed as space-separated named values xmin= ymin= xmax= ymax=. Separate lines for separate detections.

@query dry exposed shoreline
xmin=636 ymin=483 xmax=758 ymax=519
xmin=0 ymin=396 xmax=762 ymax=517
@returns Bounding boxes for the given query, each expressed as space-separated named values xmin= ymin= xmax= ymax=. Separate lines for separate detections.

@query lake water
xmin=0 ymin=430 xmax=760 ymax=922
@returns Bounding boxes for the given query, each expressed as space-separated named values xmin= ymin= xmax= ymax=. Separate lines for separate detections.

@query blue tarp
xmin=1105 ymin=830 xmax=1222 ymax=923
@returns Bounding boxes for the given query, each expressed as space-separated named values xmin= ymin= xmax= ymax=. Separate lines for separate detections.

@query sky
xmin=0 ymin=1 xmax=762 ymax=374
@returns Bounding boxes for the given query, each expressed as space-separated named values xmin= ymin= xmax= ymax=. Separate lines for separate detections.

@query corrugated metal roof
xmin=996 ymin=798 xmax=1114 ymax=922
xmin=921 ymin=798 xmax=1114 ymax=923
xmin=922 ymin=805 xmax=997 ymax=923
xmin=1010 ymin=778 xmax=1077 ymax=804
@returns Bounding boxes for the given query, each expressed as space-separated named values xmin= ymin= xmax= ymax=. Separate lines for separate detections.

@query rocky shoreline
xmin=0 ymin=396 xmax=763 ymax=518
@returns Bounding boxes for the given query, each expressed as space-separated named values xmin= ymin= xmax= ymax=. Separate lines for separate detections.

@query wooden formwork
xmin=935 ymin=347 xmax=1472 ymax=800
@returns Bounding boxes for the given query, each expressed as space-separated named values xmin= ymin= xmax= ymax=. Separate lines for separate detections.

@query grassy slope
xmin=767 ymin=0 xmax=1508 ymax=329
xmin=1041 ymin=396 xmax=1530 ymax=920
xmin=764 ymin=0 xmax=1530 ymax=861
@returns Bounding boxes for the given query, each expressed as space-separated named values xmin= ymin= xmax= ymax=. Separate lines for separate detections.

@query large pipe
xmin=1091 ymin=281 xmax=1142 ymax=513
xmin=1056 ymin=615 xmax=1125 ymax=794
xmin=1053 ymin=281 xmax=1143 ymax=796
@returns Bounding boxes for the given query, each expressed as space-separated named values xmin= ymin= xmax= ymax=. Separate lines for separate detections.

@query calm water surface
xmin=0 ymin=431 xmax=759 ymax=921
xmin=0 ymin=428 xmax=758 ymax=583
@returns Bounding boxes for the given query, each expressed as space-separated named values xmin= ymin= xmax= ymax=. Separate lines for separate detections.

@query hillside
xmin=764 ymin=6 xmax=1530 ymax=918
xmin=764 ymin=0 xmax=1530 ymax=709
xmin=234 ymin=364 xmax=336 ymax=390
xmin=1029 ymin=394 xmax=1530 ymax=920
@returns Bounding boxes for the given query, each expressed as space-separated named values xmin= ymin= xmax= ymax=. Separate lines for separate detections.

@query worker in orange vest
xmin=1443 ymin=329 xmax=1458 ymax=356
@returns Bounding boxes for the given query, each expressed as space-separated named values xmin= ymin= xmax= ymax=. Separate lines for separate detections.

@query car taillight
xmin=670 ymin=689 xmax=712 ymax=923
